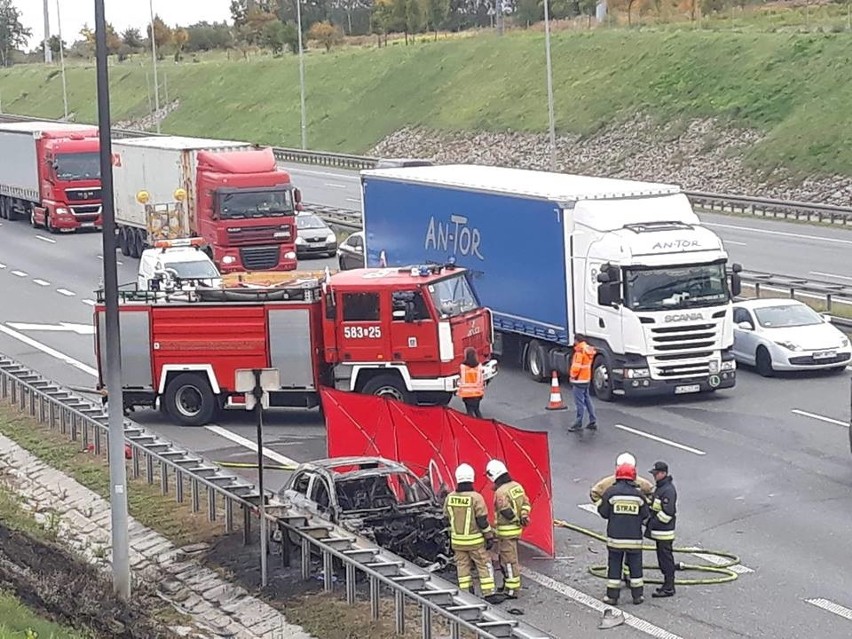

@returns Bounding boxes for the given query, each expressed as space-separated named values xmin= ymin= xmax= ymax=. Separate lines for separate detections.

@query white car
xmin=732 ymin=298 xmax=851 ymax=376
xmin=138 ymin=239 xmax=222 ymax=291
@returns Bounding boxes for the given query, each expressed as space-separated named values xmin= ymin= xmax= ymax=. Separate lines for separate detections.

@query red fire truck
xmin=94 ymin=264 xmax=498 ymax=426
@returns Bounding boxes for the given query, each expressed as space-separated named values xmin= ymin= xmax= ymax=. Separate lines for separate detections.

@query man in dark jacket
xmin=646 ymin=461 xmax=677 ymax=598
xmin=598 ymin=463 xmax=650 ymax=605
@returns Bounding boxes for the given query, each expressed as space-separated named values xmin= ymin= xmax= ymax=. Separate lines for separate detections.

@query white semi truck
xmin=361 ymin=165 xmax=743 ymax=401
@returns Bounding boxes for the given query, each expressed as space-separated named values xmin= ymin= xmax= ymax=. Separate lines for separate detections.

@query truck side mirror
xmin=730 ymin=263 xmax=742 ymax=298
xmin=294 ymin=188 xmax=302 ymax=204
xmin=597 ymin=282 xmax=622 ymax=308
xmin=324 ymin=293 xmax=336 ymax=320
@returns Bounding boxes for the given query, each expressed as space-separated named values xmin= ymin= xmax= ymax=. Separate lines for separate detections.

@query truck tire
xmin=45 ymin=212 xmax=57 ymax=234
xmin=361 ymin=374 xmax=413 ymax=404
xmin=591 ymin=355 xmax=614 ymax=402
xmin=525 ymin=340 xmax=549 ymax=383
xmin=118 ymin=227 xmax=130 ymax=257
xmin=416 ymin=391 xmax=453 ymax=406
xmin=163 ymin=373 xmax=217 ymax=426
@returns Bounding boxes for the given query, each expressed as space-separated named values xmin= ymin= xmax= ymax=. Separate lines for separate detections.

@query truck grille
xmin=648 ymin=322 xmax=720 ymax=379
xmin=240 ymin=246 xmax=280 ymax=270
xmin=227 ymin=225 xmax=291 ymax=245
xmin=70 ymin=205 xmax=101 ymax=220
xmin=66 ymin=188 xmax=101 ymax=201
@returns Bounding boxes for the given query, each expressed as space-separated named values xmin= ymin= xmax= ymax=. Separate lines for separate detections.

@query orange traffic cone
xmin=545 ymin=371 xmax=567 ymax=410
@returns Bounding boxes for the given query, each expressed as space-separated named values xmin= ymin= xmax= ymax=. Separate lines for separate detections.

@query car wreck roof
xmin=303 ymin=456 xmax=411 ymax=475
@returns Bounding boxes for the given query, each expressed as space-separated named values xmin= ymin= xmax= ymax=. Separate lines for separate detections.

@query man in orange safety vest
xmin=457 ymin=346 xmax=485 ymax=418
xmin=568 ymin=334 xmax=597 ymax=432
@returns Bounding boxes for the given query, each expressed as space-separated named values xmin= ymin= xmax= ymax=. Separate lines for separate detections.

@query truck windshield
xmin=624 ymin=262 xmax=729 ymax=312
xmin=55 ymin=152 xmax=100 ymax=181
xmin=219 ymin=189 xmax=293 ymax=219
xmin=427 ymin=274 xmax=480 ymax=318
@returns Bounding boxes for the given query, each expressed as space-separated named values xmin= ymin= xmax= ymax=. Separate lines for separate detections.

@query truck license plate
xmin=813 ymin=350 xmax=836 ymax=360
xmin=674 ymin=384 xmax=701 ymax=394
xmin=81 ymin=222 xmax=95 ymax=228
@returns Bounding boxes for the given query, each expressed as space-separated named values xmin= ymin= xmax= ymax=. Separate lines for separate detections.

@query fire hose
xmin=554 ymin=519 xmax=740 ymax=586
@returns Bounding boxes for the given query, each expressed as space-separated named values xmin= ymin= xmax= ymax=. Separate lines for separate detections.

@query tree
xmin=424 ymin=0 xmax=449 ymax=39
xmin=307 ymin=20 xmax=343 ymax=51
xmin=239 ymin=7 xmax=278 ymax=46
xmin=105 ymin=23 xmax=123 ymax=57
xmin=147 ymin=15 xmax=173 ymax=57
xmin=48 ymin=35 xmax=64 ymax=57
xmin=122 ymin=27 xmax=144 ymax=51
xmin=173 ymin=28 xmax=189 ymax=61
xmin=185 ymin=22 xmax=234 ymax=51
xmin=578 ymin=0 xmax=597 ymax=26
xmin=0 ymin=0 xmax=31 ymax=67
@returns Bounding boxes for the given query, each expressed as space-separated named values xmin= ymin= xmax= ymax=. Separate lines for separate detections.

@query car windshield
xmin=624 ymin=262 xmax=729 ymax=312
xmin=297 ymin=214 xmax=326 ymax=230
xmin=335 ymin=471 xmax=433 ymax=512
xmin=218 ymin=189 xmax=293 ymax=219
xmin=753 ymin=304 xmax=823 ymax=328
xmin=168 ymin=260 xmax=220 ymax=280
xmin=55 ymin=152 xmax=100 ymax=181
xmin=427 ymin=274 xmax=480 ymax=318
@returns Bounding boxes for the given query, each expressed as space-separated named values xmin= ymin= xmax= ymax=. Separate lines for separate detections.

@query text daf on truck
xmin=0 ymin=121 xmax=102 ymax=231
xmin=111 ymin=136 xmax=301 ymax=272
xmin=94 ymin=265 xmax=498 ymax=426
xmin=360 ymin=165 xmax=743 ymax=401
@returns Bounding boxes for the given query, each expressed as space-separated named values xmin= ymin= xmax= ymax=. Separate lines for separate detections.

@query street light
xmin=56 ymin=0 xmax=68 ymax=119
xmin=149 ymin=0 xmax=161 ymax=134
xmin=296 ymin=0 xmax=307 ymax=149
xmin=94 ymin=0 xmax=131 ymax=600
xmin=543 ymin=0 xmax=557 ymax=171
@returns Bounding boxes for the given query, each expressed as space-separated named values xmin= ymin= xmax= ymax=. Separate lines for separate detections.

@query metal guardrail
xmin=0 ymin=355 xmax=553 ymax=639
xmin=739 ymin=270 xmax=852 ymax=329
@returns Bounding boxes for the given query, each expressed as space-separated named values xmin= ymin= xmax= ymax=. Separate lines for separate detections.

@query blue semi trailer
xmin=360 ymin=164 xmax=742 ymax=401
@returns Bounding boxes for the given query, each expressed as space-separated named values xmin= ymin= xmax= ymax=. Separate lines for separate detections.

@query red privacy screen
xmin=321 ymin=388 xmax=554 ymax=557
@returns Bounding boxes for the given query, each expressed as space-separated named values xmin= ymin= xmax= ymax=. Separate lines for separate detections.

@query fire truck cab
xmin=95 ymin=264 xmax=497 ymax=426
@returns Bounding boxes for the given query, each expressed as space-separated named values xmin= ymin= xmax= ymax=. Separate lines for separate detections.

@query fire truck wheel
xmin=164 ymin=373 xmax=217 ymax=426
xmin=360 ymin=374 xmax=413 ymax=404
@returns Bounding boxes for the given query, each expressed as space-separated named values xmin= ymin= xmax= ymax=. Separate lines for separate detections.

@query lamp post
xmin=56 ymin=0 xmax=68 ymax=119
xmin=149 ymin=0 xmax=161 ymax=134
xmin=94 ymin=0 xmax=131 ymax=600
xmin=543 ymin=0 xmax=557 ymax=171
xmin=296 ymin=0 xmax=307 ymax=149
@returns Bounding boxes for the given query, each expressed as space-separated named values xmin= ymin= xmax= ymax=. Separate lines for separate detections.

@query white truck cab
xmin=138 ymin=238 xmax=222 ymax=291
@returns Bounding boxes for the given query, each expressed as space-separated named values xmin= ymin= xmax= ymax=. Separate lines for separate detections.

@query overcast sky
xmin=16 ymin=0 xmax=234 ymax=48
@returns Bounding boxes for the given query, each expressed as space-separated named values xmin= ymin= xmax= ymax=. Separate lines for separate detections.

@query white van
xmin=137 ymin=238 xmax=222 ymax=291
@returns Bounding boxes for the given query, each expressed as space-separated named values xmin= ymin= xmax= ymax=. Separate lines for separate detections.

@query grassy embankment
xmin=2 ymin=25 xmax=852 ymax=176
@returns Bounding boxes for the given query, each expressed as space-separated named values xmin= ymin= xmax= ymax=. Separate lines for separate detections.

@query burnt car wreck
xmin=278 ymin=457 xmax=452 ymax=570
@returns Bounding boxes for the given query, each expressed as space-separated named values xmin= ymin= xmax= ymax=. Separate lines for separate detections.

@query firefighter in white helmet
xmin=590 ymin=452 xmax=654 ymax=505
xmin=443 ymin=463 xmax=498 ymax=601
xmin=485 ymin=459 xmax=531 ymax=599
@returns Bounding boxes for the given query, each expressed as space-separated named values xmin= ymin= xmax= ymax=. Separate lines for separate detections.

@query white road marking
xmin=577 ymin=503 xmax=598 ymax=515
xmin=690 ymin=550 xmax=754 ymax=574
xmin=0 ymin=263 xmax=6 ymax=269
xmin=32 ymin=279 xmax=50 ymax=287
xmin=806 ymin=598 xmax=852 ymax=622
xmin=57 ymin=288 xmax=76 ymax=297
xmin=345 ymin=197 xmax=360 ymax=203
xmin=205 ymin=425 xmax=298 ymax=467
xmin=791 ymin=409 xmax=848 ymax=428
xmin=36 ymin=235 xmax=56 ymax=244
xmin=285 ymin=167 xmax=360 ymax=180
xmin=82 ymin=299 xmax=96 ymax=306
xmin=705 ymin=221 xmax=852 ymax=246
xmin=6 ymin=322 xmax=94 ymax=336
xmin=723 ymin=240 xmax=747 ymax=246
xmin=810 ymin=271 xmax=852 ymax=282
xmin=324 ymin=183 xmax=347 ymax=189
xmin=522 ymin=568 xmax=684 ymax=639
xmin=614 ymin=424 xmax=707 ymax=456
xmin=11 ymin=270 xmax=27 ymax=277
xmin=0 ymin=324 xmax=98 ymax=377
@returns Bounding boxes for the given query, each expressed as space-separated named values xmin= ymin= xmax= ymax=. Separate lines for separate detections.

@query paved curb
xmin=0 ymin=433 xmax=316 ymax=639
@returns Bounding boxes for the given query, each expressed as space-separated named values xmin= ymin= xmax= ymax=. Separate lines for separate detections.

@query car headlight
xmin=295 ymin=236 xmax=306 ymax=245
xmin=624 ymin=368 xmax=650 ymax=379
xmin=326 ymin=233 xmax=337 ymax=243
xmin=720 ymin=360 xmax=736 ymax=371
xmin=774 ymin=340 xmax=802 ymax=352
xmin=221 ymin=255 xmax=236 ymax=265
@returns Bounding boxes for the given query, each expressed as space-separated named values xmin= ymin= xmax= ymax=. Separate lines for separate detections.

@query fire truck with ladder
xmin=94 ymin=264 xmax=498 ymax=426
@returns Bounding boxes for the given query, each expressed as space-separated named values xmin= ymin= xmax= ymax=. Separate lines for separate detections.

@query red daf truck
xmin=0 ymin=121 xmax=102 ymax=231
xmin=94 ymin=264 xmax=498 ymax=426
xmin=111 ymin=136 xmax=301 ymax=272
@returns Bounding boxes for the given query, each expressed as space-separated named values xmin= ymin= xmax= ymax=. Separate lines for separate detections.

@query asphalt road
xmin=282 ymin=163 xmax=852 ymax=284
xmin=2 ymin=199 xmax=852 ymax=638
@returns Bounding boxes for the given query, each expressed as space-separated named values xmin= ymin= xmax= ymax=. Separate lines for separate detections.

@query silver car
xmin=295 ymin=214 xmax=338 ymax=258
xmin=732 ymin=298 xmax=851 ymax=376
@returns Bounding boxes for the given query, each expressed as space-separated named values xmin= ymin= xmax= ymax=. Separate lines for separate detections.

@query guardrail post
xmin=175 ymin=470 xmax=184 ymax=503
xmin=132 ymin=451 xmax=140 ymax=479
xmin=301 ymin=537 xmax=311 ymax=580
xmin=450 ymin=621 xmax=460 ymax=639
xmin=73 ymin=413 xmax=80 ymax=444
xmin=208 ymin=486 xmax=217 ymax=521
xmin=323 ymin=550 xmax=333 ymax=592
xmin=754 ymin=282 xmax=761 ymax=298
xmin=280 ymin=522 xmax=291 ymax=567
xmin=28 ymin=387 xmax=35 ymax=416
xmin=1 ymin=373 xmax=7 ymax=399
xmin=422 ymin=605 xmax=433 ymax=639
xmin=9 ymin=379 xmax=16 ymax=405
xmin=146 ymin=453 xmax=154 ymax=484
xmin=191 ymin=479 xmax=200 ymax=512
xmin=826 ymin=294 xmax=832 ymax=312
xmin=243 ymin=506 xmax=252 ymax=545
xmin=161 ymin=461 xmax=169 ymax=495
xmin=225 ymin=497 xmax=234 ymax=533
xmin=48 ymin=401 xmax=56 ymax=429
xmin=94 ymin=421 xmax=101 ymax=455
xmin=38 ymin=395 xmax=46 ymax=423
xmin=395 ymin=590 xmax=406 ymax=634
xmin=18 ymin=382 xmax=24 ymax=410
xmin=345 ymin=562 xmax=356 ymax=605
xmin=59 ymin=406 xmax=67 ymax=434
xmin=370 ymin=576 xmax=380 ymax=620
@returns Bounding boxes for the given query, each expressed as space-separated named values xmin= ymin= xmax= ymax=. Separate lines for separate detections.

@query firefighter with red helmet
xmin=597 ymin=462 xmax=650 ymax=605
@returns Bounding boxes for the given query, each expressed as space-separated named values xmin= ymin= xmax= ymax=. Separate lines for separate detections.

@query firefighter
xmin=485 ymin=459 xmax=531 ymax=599
xmin=646 ymin=461 xmax=677 ymax=598
xmin=567 ymin=334 xmax=597 ymax=431
xmin=457 ymin=347 xmax=485 ymax=418
xmin=444 ymin=463 xmax=498 ymax=601
xmin=590 ymin=452 xmax=654 ymax=505
xmin=597 ymin=463 xmax=650 ymax=606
